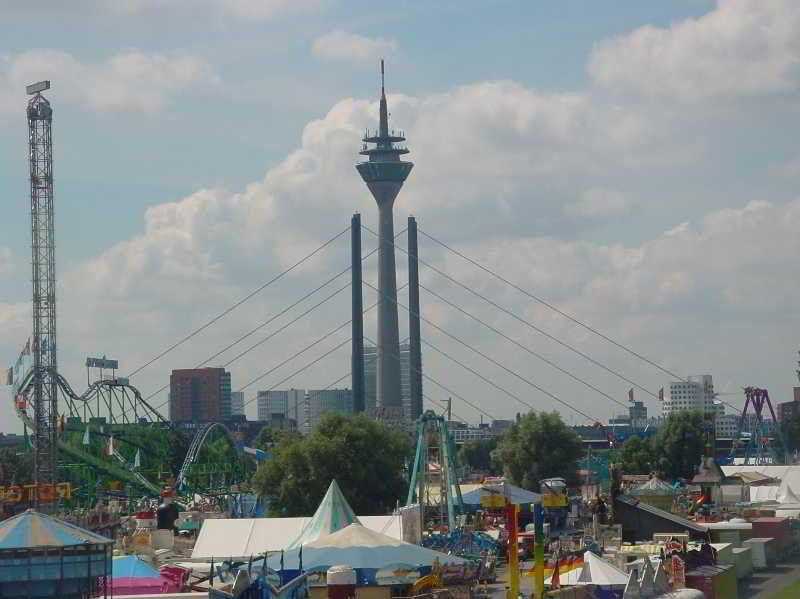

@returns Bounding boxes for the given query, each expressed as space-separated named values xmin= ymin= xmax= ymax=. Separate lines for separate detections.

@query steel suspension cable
xmin=128 ymin=226 xmax=350 ymax=378
xmin=420 ymin=283 xmax=628 ymax=409
xmin=362 ymin=224 xmax=656 ymax=400
xmin=363 ymin=279 xmax=601 ymax=422
xmin=418 ymin=227 xmax=689 ymax=383
xmin=363 ymin=334 xmax=497 ymax=422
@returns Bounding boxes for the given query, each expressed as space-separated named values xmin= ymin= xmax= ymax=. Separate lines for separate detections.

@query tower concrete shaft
xmin=356 ymin=61 xmax=413 ymax=411
xmin=27 ymin=85 xmax=59 ymax=505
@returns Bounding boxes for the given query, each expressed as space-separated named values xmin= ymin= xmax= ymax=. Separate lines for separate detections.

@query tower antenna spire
xmin=381 ymin=59 xmax=385 ymax=93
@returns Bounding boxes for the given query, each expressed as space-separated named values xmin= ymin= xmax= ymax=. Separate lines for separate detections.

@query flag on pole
xmin=134 ymin=449 xmax=141 ymax=469
xmin=658 ymin=387 xmax=664 ymax=401
xmin=551 ymin=552 xmax=560 ymax=589
xmin=83 ymin=425 xmax=90 ymax=445
xmin=628 ymin=388 xmax=634 ymax=403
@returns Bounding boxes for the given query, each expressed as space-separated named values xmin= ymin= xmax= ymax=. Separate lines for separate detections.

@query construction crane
xmin=26 ymin=80 xmax=59 ymax=508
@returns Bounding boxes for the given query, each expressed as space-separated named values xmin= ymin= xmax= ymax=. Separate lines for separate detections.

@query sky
xmin=1 ymin=0 xmax=799 ymax=432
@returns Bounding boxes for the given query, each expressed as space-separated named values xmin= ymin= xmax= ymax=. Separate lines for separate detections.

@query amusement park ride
xmin=7 ymin=83 xmax=256 ymax=512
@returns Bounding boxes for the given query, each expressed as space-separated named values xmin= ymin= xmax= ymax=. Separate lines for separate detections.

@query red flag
xmin=551 ymin=554 xmax=560 ymax=589
xmin=658 ymin=387 xmax=664 ymax=401
xmin=628 ymin=388 xmax=634 ymax=403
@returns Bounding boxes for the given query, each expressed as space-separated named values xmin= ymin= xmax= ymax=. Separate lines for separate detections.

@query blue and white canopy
xmin=0 ymin=509 xmax=111 ymax=550
xmin=287 ymin=480 xmax=361 ymax=549
xmin=283 ymin=523 xmax=469 ymax=570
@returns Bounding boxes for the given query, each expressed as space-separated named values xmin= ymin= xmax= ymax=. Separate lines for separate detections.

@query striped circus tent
xmin=0 ymin=509 xmax=111 ymax=549
xmin=287 ymin=480 xmax=360 ymax=548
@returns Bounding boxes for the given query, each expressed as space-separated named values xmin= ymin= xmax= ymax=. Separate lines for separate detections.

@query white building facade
xmin=662 ymin=375 xmax=716 ymax=416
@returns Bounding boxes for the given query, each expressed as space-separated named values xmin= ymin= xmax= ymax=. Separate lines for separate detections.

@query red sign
xmin=671 ymin=555 xmax=685 ymax=589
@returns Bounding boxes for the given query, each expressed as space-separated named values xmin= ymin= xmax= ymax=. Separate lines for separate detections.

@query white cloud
xmin=769 ymin=154 xmax=800 ymax=177
xmin=312 ymin=31 xmax=398 ymax=64
xmin=0 ymin=50 xmax=218 ymax=114
xmin=30 ymin=74 xmax=796 ymax=429
xmin=589 ymin=0 xmax=800 ymax=100
xmin=565 ymin=188 xmax=636 ymax=219
xmin=3 ymin=0 xmax=800 ymax=430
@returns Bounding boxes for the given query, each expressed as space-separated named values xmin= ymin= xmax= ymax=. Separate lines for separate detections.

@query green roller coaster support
xmin=58 ymin=441 xmax=160 ymax=494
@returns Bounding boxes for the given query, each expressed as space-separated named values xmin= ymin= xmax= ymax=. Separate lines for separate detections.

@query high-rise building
xmin=356 ymin=61 xmax=413 ymax=416
xmin=364 ymin=343 xmax=415 ymax=421
xmin=305 ymin=389 xmax=354 ymax=434
xmin=661 ymin=375 xmax=715 ymax=416
xmin=257 ymin=389 xmax=304 ymax=424
xmin=230 ymin=391 xmax=245 ymax=418
xmin=169 ymin=367 xmax=231 ymax=422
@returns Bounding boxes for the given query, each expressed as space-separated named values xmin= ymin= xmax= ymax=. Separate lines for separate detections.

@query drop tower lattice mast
xmin=27 ymin=80 xmax=59 ymax=504
xmin=356 ymin=61 xmax=413 ymax=417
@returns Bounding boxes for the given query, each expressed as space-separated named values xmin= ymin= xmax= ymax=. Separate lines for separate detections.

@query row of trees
xmin=251 ymin=413 xmax=410 ymax=515
xmin=615 ymin=411 xmax=706 ymax=479
xmin=251 ymin=410 xmax=590 ymax=515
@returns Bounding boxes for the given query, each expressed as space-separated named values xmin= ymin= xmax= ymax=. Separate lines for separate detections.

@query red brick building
xmin=169 ymin=367 xmax=231 ymax=422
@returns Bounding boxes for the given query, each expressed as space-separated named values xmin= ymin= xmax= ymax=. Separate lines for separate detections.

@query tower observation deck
xmin=356 ymin=61 xmax=413 ymax=414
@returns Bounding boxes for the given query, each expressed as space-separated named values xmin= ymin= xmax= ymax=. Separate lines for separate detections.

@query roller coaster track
xmin=15 ymin=407 xmax=161 ymax=495
xmin=13 ymin=368 xmax=168 ymax=495
xmin=176 ymin=422 xmax=238 ymax=492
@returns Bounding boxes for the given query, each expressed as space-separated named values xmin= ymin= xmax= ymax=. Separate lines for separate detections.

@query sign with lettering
xmin=0 ymin=482 xmax=71 ymax=503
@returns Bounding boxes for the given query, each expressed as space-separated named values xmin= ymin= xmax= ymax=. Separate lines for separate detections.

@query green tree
xmin=616 ymin=435 xmax=655 ymax=475
xmin=653 ymin=411 xmax=705 ymax=479
xmin=0 ymin=447 xmax=32 ymax=486
xmin=491 ymin=411 xmax=583 ymax=490
xmin=459 ymin=438 xmax=502 ymax=475
xmin=252 ymin=425 xmax=301 ymax=451
xmin=252 ymin=412 xmax=410 ymax=516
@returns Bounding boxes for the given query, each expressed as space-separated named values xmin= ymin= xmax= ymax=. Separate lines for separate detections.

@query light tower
xmin=27 ymin=80 xmax=59 ymax=504
xmin=356 ymin=61 xmax=413 ymax=415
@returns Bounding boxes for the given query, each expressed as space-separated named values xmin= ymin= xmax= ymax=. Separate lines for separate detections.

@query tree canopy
xmin=458 ymin=438 xmax=502 ymax=475
xmin=491 ymin=411 xmax=582 ymax=490
xmin=0 ymin=447 xmax=32 ymax=486
xmin=653 ymin=411 xmax=705 ymax=479
xmin=252 ymin=412 xmax=410 ymax=516
xmin=615 ymin=435 xmax=655 ymax=475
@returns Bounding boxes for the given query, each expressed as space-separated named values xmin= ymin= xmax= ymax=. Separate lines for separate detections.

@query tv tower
xmin=26 ymin=80 xmax=59 ymax=502
xmin=356 ymin=61 xmax=413 ymax=414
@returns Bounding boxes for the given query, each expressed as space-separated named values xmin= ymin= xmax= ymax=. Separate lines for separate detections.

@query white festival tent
xmin=192 ymin=514 xmax=402 ymax=559
xmin=280 ymin=523 xmax=470 ymax=570
xmin=193 ymin=480 xmax=404 ymax=560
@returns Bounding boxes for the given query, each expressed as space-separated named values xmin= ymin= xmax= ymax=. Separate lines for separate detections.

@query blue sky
xmin=1 ymin=0 xmax=799 ymax=431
